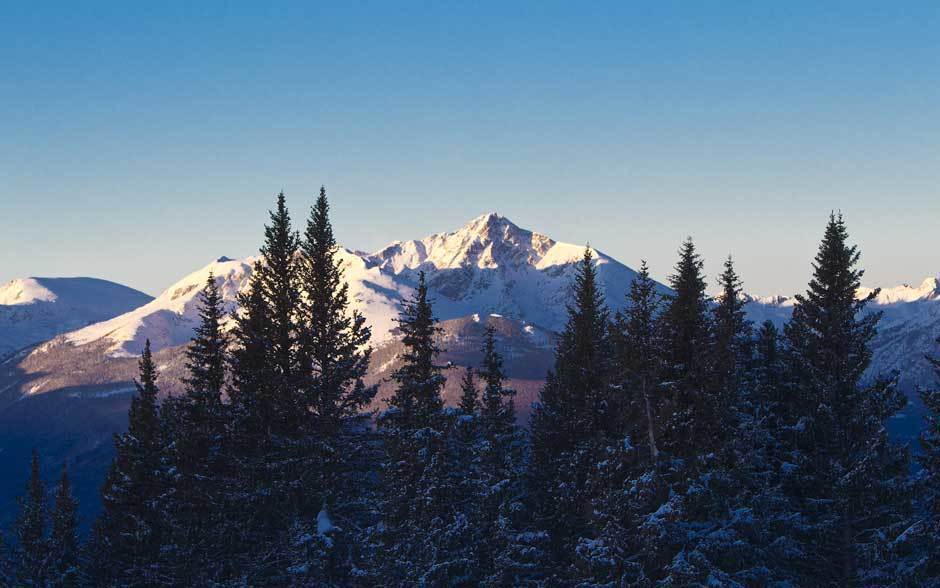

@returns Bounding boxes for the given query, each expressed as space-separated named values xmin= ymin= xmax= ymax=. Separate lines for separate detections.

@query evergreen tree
xmin=181 ymin=273 xmax=228 ymax=432
xmin=163 ymin=274 xmax=229 ymax=583
xmin=257 ymin=191 xmax=301 ymax=432
xmin=782 ymin=213 xmax=912 ymax=585
xmin=573 ymin=261 xmax=666 ymax=585
xmin=914 ymin=335 xmax=940 ymax=582
xmin=228 ymin=261 xmax=271 ymax=437
xmin=529 ymin=247 xmax=614 ymax=576
xmin=660 ymin=237 xmax=716 ymax=457
xmin=479 ymin=325 xmax=516 ymax=441
xmin=91 ymin=340 xmax=166 ymax=586
xmin=712 ymin=255 xmax=752 ymax=403
xmin=294 ymin=187 xmax=379 ymax=583
xmin=14 ymin=449 xmax=47 ymax=587
xmin=387 ymin=272 xmax=445 ymax=428
xmin=48 ymin=464 xmax=81 ymax=587
xmin=297 ymin=186 xmax=376 ymax=434
xmin=378 ymin=272 xmax=475 ymax=583
xmin=615 ymin=260 xmax=664 ymax=461
xmin=458 ymin=366 xmax=478 ymax=415
xmin=473 ymin=325 xmax=525 ymax=583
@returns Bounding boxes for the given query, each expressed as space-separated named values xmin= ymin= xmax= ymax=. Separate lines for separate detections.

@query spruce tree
xmin=91 ymin=339 xmax=166 ymax=585
xmin=378 ymin=272 xmax=471 ymax=583
xmin=916 ymin=336 xmax=940 ymax=581
xmin=164 ymin=273 xmax=229 ymax=583
xmin=181 ymin=272 xmax=227 ymax=432
xmin=294 ymin=187 xmax=378 ymax=583
xmin=660 ymin=237 xmax=716 ymax=457
xmin=297 ymin=187 xmax=376 ymax=433
xmin=575 ymin=262 xmax=669 ymax=585
xmin=458 ymin=366 xmax=478 ymax=415
xmin=257 ymin=191 xmax=301 ymax=432
xmin=712 ymin=255 xmax=752 ymax=404
xmin=387 ymin=272 xmax=445 ymax=428
xmin=782 ymin=213 xmax=912 ymax=585
xmin=48 ymin=464 xmax=81 ymax=587
xmin=474 ymin=326 xmax=524 ymax=582
xmin=479 ymin=325 xmax=515 ymax=440
xmin=14 ymin=449 xmax=47 ymax=587
xmin=228 ymin=261 xmax=270 ymax=437
xmin=529 ymin=247 xmax=614 ymax=574
xmin=616 ymin=260 xmax=663 ymax=461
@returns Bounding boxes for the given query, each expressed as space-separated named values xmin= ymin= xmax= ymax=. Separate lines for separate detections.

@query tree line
xmin=1 ymin=191 xmax=939 ymax=586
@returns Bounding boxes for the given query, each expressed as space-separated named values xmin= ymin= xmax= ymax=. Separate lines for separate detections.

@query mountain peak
xmin=0 ymin=278 xmax=57 ymax=306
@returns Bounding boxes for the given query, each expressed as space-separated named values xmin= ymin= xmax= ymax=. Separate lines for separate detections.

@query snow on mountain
xmin=43 ymin=213 xmax=659 ymax=361
xmin=743 ymin=278 xmax=940 ymax=395
xmin=365 ymin=213 xmax=665 ymax=333
xmin=860 ymin=276 xmax=940 ymax=305
xmin=63 ymin=257 xmax=254 ymax=357
xmin=0 ymin=277 xmax=153 ymax=361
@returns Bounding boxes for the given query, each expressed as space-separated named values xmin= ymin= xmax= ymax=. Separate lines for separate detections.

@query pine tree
xmin=228 ymin=261 xmax=270 ymax=437
xmin=660 ymin=237 xmax=717 ymax=458
xmin=458 ymin=366 xmax=478 ymax=415
xmin=181 ymin=273 xmax=228 ymax=432
xmin=163 ymin=273 xmax=229 ymax=583
xmin=915 ymin=335 xmax=940 ymax=581
xmin=48 ymin=464 xmax=81 ymax=587
xmin=14 ymin=449 xmax=47 ymax=587
xmin=293 ymin=187 xmax=379 ymax=583
xmin=782 ymin=213 xmax=912 ymax=585
xmin=387 ymin=272 xmax=445 ymax=428
xmin=297 ymin=187 xmax=376 ymax=434
xmin=377 ymin=272 xmax=474 ymax=583
xmin=472 ymin=325 xmax=525 ymax=582
xmin=615 ymin=260 xmax=663 ymax=461
xmin=91 ymin=339 xmax=166 ymax=586
xmin=529 ymin=247 xmax=614 ymax=575
xmin=712 ymin=255 xmax=752 ymax=404
xmin=573 ymin=261 xmax=666 ymax=585
xmin=479 ymin=325 xmax=516 ymax=440
xmin=257 ymin=191 xmax=301 ymax=432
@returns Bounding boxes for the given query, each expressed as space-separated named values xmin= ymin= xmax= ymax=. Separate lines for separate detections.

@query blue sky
xmin=2 ymin=2 xmax=938 ymax=296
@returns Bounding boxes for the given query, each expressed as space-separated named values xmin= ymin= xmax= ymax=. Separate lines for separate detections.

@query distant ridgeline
xmin=1 ymin=193 xmax=939 ymax=585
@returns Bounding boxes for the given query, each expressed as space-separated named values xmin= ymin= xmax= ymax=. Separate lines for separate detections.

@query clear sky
xmin=2 ymin=2 xmax=938 ymax=296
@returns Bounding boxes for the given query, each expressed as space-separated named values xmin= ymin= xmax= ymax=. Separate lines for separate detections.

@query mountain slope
xmin=1 ymin=214 xmax=938 ymax=532
xmin=0 ymin=277 xmax=153 ymax=361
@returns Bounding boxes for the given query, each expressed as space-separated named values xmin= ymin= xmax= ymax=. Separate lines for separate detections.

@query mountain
xmin=744 ymin=277 xmax=940 ymax=397
xmin=1 ymin=213 xmax=938 ymax=530
xmin=0 ymin=277 xmax=153 ymax=361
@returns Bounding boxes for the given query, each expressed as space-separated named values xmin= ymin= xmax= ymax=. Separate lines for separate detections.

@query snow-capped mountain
xmin=364 ymin=212 xmax=663 ymax=333
xmin=742 ymin=277 xmax=940 ymax=394
xmin=0 ymin=277 xmax=153 ymax=361
xmin=63 ymin=257 xmax=254 ymax=357
xmin=2 ymin=212 xmax=939 ymax=534
xmin=11 ymin=213 xmax=940 ymax=402
xmin=30 ymin=213 xmax=659 ymax=364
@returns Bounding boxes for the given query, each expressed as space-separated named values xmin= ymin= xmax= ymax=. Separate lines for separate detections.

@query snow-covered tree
xmin=529 ymin=247 xmax=615 ymax=576
xmin=782 ymin=213 xmax=913 ymax=585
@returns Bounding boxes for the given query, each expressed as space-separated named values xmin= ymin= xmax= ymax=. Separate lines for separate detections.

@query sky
xmin=1 ymin=2 xmax=938 ymax=297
